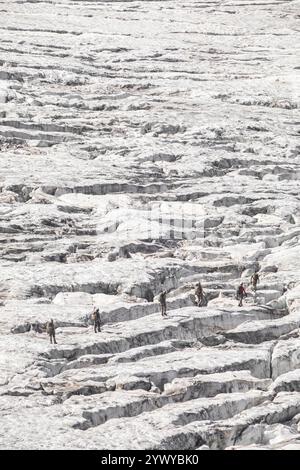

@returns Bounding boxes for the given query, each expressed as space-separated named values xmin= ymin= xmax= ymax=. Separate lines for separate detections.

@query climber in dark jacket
xmin=159 ymin=291 xmax=167 ymax=317
xmin=91 ymin=307 xmax=101 ymax=333
xmin=195 ymin=282 xmax=204 ymax=306
xmin=46 ymin=319 xmax=57 ymax=344
xmin=251 ymin=272 xmax=260 ymax=292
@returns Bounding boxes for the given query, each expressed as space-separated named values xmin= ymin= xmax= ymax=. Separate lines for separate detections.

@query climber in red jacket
xmin=236 ymin=283 xmax=247 ymax=307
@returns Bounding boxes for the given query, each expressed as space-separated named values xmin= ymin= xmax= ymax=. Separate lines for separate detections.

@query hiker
xmin=159 ymin=290 xmax=167 ymax=317
xmin=91 ymin=307 xmax=101 ymax=333
xmin=195 ymin=282 xmax=204 ymax=307
xmin=251 ymin=272 xmax=260 ymax=292
xmin=236 ymin=283 xmax=247 ymax=307
xmin=46 ymin=319 xmax=57 ymax=344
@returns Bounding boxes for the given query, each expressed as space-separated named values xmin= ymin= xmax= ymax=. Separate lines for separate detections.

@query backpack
xmin=91 ymin=311 xmax=97 ymax=321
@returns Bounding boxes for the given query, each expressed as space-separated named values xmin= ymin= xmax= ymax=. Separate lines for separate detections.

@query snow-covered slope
xmin=0 ymin=0 xmax=299 ymax=449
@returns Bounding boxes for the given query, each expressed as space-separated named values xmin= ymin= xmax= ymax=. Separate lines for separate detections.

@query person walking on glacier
xmin=46 ymin=319 xmax=57 ymax=344
xmin=251 ymin=272 xmax=260 ymax=292
xmin=91 ymin=307 xmax=101 ymax=333
xmin=195 ymin=282 xmax=205 ymax=307
xmin=236 ymin=283 xmax=247 ymax=307
xmin=159 ymin=290 xmax=167 ymax=317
